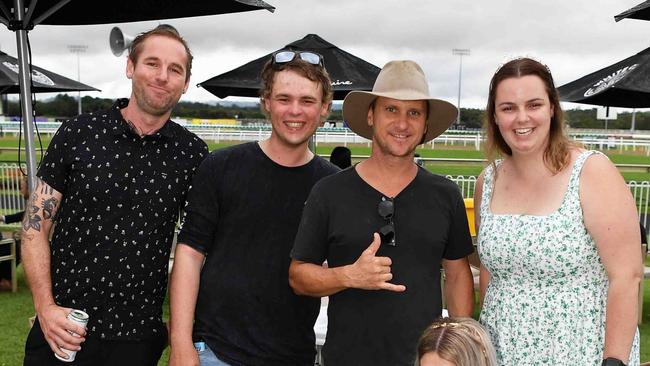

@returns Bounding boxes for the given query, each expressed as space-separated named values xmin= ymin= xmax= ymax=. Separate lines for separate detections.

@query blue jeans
xmin=195 ymin=342 xmax=232 ymax=366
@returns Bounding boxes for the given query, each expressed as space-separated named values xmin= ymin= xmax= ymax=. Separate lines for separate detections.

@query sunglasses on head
xmin=378 ymin=197 xmax=396 ymax=247
xmin=272 ymin=50 xmax=324 ymax=67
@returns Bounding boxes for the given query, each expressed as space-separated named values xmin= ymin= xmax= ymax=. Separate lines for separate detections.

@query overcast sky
xmin=0 ymin=0 xmax=647 ymax=111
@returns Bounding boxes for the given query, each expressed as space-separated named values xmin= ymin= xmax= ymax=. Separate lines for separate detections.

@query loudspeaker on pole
xmin=109 ymin=27 xmax=134 ymax=57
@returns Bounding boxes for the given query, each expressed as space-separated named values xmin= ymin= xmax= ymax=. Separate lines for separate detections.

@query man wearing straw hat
xmin=289 ymin=60 xmax=474 ymax=365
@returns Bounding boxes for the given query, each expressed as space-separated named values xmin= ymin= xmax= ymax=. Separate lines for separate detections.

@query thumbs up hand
xmin=343 ymin=233 xmax=406 ymax=292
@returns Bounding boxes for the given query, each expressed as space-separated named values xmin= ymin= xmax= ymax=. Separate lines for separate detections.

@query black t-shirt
xmin=178 ymin=142 xmax=339 ymax=366
xmin=37 ymin=98 xmax=208 ymax=339
xmin=291 ymin=166 xmax=473 ymax=366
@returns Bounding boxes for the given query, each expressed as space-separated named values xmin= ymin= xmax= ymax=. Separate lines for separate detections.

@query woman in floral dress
xmin=474 ymin=58 xmax=641 ymax=366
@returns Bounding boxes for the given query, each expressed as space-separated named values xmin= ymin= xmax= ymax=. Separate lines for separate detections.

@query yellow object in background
xmin=464 ymin=198 xmax=476 ymax=236
xmin=190 ymin=118 xmax=238 ymax=125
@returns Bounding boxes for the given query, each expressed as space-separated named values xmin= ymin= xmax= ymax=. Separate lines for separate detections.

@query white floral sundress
xmin=478 ymin=151 xmax=640 ymax=366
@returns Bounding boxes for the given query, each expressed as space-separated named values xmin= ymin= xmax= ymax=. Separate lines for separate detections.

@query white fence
xmin=447 ymin=175 xmax=650 ymax=224
xmin=0 ymin=163 xmax=26 ymax=215
xmin=6 ymin=121 xmax=650 ymax=153
xmin=628 ymin=181 xmax=650 ymax=226
xmin=199 ymin=129 xmax=650 ymax=154
xmin=191 ymin=128 xmax=483 ymax=149
xmin=447 ymin=175 xmax=477 ymax=199
xmin=195 ymin=126 xmax=650 ymax=153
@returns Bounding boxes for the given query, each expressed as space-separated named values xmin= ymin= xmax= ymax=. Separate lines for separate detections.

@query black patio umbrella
xmin=0 ymin=0 xmax=274 ymax=189
xmin=615 ymin=0 xmax=650 ymax=22
xmin=557 ymin=46 xmax=650 ymax=108
xmin=0 ymin=0 xmax=275 ymax=25
xmin=199 ymin=34 xmax=381 ymax=100
xmin=0 ymin=51 xmax=97 ymax=94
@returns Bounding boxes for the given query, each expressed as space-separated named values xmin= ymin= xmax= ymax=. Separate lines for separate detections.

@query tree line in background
xmin=4 ymin=94 xmax=649 ymax=130
xmin=4 ymin=94 xmax=268 ymax=120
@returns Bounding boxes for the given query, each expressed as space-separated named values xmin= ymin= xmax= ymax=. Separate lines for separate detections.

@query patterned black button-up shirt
xmin=38 ymin=98 xmax=208 ymax=340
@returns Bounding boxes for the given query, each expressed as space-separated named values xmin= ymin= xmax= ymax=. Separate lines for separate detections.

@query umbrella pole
xmin=309 ymin=136 xmax=316 ymax=154
xmin=13 ymin=0 xmax=38 ymax=192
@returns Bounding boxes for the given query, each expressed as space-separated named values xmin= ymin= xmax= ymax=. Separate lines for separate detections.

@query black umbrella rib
xmin=0 ymin=1 xmax=9 ymax=24
xmin=32 ymin=0 xmax=72 ymax=26
xmin=24 ymin=0 xmax=39 ymax=26
xmin=615 ymin=0 xmax=650 ymax=21
xmin=235 ymin=0 xmax=275 ymax=12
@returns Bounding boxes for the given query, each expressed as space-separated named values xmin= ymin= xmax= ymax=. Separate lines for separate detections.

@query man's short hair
xmin=128 ymin=24 xmax=193 ymax=82
xmin=259 ymin=57 xmax=333 ymax=118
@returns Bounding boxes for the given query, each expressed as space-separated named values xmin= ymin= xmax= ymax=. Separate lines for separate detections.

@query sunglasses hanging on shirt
xmin=378 ymin=197 xmax=396 ymax=246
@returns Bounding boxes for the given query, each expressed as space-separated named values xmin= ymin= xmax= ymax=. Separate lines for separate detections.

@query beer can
xmin=54 ymin=309 xmax=89 ymax=363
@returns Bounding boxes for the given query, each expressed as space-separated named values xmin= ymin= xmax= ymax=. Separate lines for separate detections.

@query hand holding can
xmin=54 ymin=309 xmax=89 ymax=363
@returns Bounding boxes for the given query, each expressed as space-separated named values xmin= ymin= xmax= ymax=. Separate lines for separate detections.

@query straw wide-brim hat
xmin=342 ymin=60 xmax=458 ymax=143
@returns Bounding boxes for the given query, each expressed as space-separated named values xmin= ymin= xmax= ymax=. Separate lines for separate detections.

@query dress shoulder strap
xmin=566 ymin=150 xmax=601 ymax=194
xmin=479 ymin=160 xmax=501 ymax=217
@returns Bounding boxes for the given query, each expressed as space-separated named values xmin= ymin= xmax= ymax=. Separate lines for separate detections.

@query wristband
xmin=602 ymin=358 xmax=627 ymax=366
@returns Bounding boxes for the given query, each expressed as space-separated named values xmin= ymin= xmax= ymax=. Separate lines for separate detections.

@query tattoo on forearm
xmin=39 ymin=182 xmax=53 ymax=195
xmin=22 ymin=178 xmax=58 ymax=233
xmin=42 ymin=198 xmax=57 ymax=219
xmin=23 ymin=205 xmax=41 ymax=231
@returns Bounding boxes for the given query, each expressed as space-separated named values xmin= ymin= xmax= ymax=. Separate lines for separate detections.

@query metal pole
xmin=76 ymin=52 xmax=80 ymax=114
xmin=452 ymin=49 xmax=470 ymax=125
xmin=309 ymin=136 xmax=316 ymax=153
xmin=457 ymin=55 xmax=462 ymax=123
xmin=14 ymin=0 xmax=38 ymax=191
xmin=631 ymin=108 xmax=637 ymax=132
xmin=68 ymin=45 xmax=87 ymax=115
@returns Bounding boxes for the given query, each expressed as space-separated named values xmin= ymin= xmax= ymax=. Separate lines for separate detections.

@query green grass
xmin=607 ymin=153 xmax=650 ymax=165
xmin=0 ymin=267 xmax=32 ymax=366
xmin=623 ymin=172 xmax=650 ymax=182
xmin=415 ymin=148 xmax=484 ymax=159
xmin=0 ymin=136 xmax=53 ymax=148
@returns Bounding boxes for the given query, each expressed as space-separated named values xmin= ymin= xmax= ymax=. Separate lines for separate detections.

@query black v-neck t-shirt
xmin=291 ymin=166 xmax=473 ymax=366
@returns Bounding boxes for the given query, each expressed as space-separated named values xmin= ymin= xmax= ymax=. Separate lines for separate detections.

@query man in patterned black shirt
xmin=21 ymin=25 xmax=207 ymax=366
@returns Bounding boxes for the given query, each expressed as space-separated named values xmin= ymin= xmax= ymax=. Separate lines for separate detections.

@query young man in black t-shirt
xmin=168 ymin=52 xmax=339 ymax=366
xmin=289 ymin=60 xmax=475 ymax=366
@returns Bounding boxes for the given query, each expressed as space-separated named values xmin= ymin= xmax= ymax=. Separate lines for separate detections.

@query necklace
xmin=126 ymin=119 xmax=161 ymax=137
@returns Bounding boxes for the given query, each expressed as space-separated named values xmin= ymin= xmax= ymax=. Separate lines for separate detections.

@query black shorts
xmin=24 ymin=319 xmax=167 ymax=366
